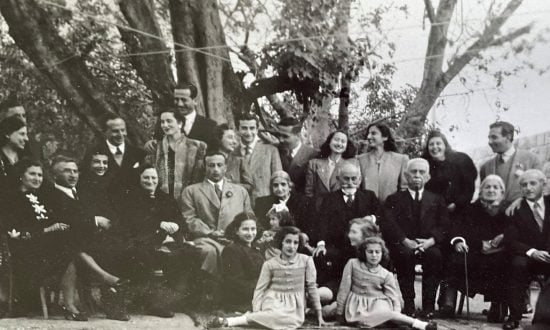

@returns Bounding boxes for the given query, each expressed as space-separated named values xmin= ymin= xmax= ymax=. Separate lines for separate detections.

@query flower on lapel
xmin=225 ymin=191 xmax=233 ymax=198
xmin=514 ymin=163 xmax=525 ymax=178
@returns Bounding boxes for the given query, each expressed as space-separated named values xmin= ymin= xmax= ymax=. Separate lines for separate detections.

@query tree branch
xmin=423 ymin=0 xmax=436 ymax=23
xmin=489 ymin=24 xmax=532 ymax=47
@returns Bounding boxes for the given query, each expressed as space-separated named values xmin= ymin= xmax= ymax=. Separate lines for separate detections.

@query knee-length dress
xmin=336 ymin=259 xmax=401 ymax=327
xmin=247 ymin=253 xmax=321 ymax=330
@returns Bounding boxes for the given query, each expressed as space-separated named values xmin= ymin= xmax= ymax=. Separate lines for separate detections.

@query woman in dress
xmin=210 ymin=124 xmax=253 ymax=193
xmin=357 ymin=123 xmax=409 ymax=202
xmin=439 ymin=175 xmax=509 ymax=322
xmin=305 ymin=130 xmax=357 ymax=199
xmin=0 ymin=116 xmax=29 ymax=190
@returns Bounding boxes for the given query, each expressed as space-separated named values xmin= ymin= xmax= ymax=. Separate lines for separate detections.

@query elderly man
xmin=480 ymin=121 xmax=542 ymax=205
xmin=381 ymin=158 xmax=449 ymax=318
xmin=503 ymin=169 xmax=550 ymax=329
xmin=312 ymin=161 xmax=379 ymax=295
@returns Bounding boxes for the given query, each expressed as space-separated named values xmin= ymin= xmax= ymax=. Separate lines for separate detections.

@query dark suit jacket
xmin=280 ymin=144 xmax=318 ymax=194
xmin=505 ymin=196 xmax=550 ymax=256
xmin=315 ymin=189 xmax=380 ymax=249
xmin=381 ymin=190 xmax=449 ymax=244
xmin=253 ymin=193 xmax=311 ymax=232
xmin=153 ymin=113 xmax=217 ymax=147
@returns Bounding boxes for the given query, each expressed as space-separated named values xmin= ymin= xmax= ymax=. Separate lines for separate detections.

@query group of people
xmin=0 ymin=84 xmax=548 ymax=330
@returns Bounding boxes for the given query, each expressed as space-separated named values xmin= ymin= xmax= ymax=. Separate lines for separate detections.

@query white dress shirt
xmin=106 ymin=139 xmax=125 ymax=155
xmin=183 ymin=110 xmax=197 ymax=136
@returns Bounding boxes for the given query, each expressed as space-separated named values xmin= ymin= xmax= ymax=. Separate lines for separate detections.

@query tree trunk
xmin=0 ymin=0 xmax=148 ymax=145
xmin=169 ymin=0 xmax=245 ymax=125
xmin=335 ymin=0 xmax=351 ymax=132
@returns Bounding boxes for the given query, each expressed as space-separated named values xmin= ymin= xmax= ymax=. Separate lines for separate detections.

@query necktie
xmin=533 ymin=202 xmax=544 ymax=231
xmin=245 ymin=146 xmax=252 ymax=156
xmin=412 ymin=190 xmax=421 ymax=221
xmin=114 ymin=147 xmax=123 ymax=166
xmin=497 ymin=154 xmax=505 ymax=164
xmin=182 ymin=117 xmax=188 ymax=135
xmin=215 ymin=183 xmax=222 ymax=200
xmin=71 ymin=188 xmax=79 ymax=201
xmin=346 ymin=194 xmax=354 ymax=207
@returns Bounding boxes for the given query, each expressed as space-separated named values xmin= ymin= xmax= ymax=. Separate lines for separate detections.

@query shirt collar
xmin=55 ymin=183 xmax=76 ymax=199
xmin=408 ymin=188 xmax=424 ymax=200
xmin=184 ymin=110 xmax=197 ymax=124
xmin=106 ymin=139 xmax=125 ymax=155
xmin=500 ymin=145 xmax=516 ymax=162
xmin=290 ymin=141 xmax=302 ymax=158
xmin=526 ymin=196 xmax=545 ymax=210
xmin=277 ymin=254 xmax=298 ymax=265
xmin=241 ymin=137 xmax=258 ymax=155
xmin=207 ymin=178 xmax=224 ymax=189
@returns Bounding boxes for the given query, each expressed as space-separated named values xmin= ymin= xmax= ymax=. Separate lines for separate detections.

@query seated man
xmin=380 ymin=158 xmax=449 ymax=318
xmin=503 ymin=169 xmax=550 ymax=330
xmin=180 ymin=150 xmax=252 ymax=304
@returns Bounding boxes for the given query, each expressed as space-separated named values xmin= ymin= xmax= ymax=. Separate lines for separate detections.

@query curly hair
xmin=319 ymin=130 xmax=357 ymax=159
xmin=357 ymin=236 xmax=389 ymax=264
xmin=366 ymin=123 xmax=397 ymax=152
xmin=225 ymin=212 xmax=258 ymax=242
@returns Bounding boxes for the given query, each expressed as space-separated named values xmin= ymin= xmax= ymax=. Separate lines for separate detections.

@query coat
xmin=505 ymin=196 xmax=550 ymax=256
xmin=225 ymin=153 xmax=254 ymax=194
xmin=381 ymin=190 xmax=450 ymax=245
xmin=153 ymin=135 xmax=206 ymax=201
xmin=154 ymin=113 xmax=217 ymax=147
xmin=357 ymin=151 xmax=409 ymax=202
xmin=253 ymin=193 xmax=311 ymax=232
xmin=180 ymin=180 xmax=252 ymax=238
xmin=305 ymin=158 xmax=360 ymax=199
xmin=280 ymin=144 xmax=319 ymax=194
xmin=241 ymin=141 xmax=282 ymax=202
xmin=480 ymin=149 xmax=542 ymax=204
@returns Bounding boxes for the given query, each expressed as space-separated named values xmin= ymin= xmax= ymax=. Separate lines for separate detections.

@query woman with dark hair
xmin=0 ymin=116 xmax=29 ymax=189
xmin=221 ymin=212 xmax=264 ymax=312
xmin=77 ymin=149 xmax=116 ymax=217
xmin=421 ymin=130 xmax=477 ymax=215
xmin=4 ymin=158 xmax=84 ymax=319
xmin=305 ymin=130 xmax=358 ymax=199
xmin=357 ymin=123 xmax=409 ymax=202
xmin=211 ymin=124 xmax=253 ymax=193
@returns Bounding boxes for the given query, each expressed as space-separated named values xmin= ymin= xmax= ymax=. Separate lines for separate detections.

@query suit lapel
xmin=249 ymin=143 xmax=261 ymax=169
xmin=199 ymin=181 xmax=221 ymax=209
xmin=419 ymin=191 xmax=432 ymax=222
xmin=519 ymin=199 xmax=542 ymax=234
xmin=317 ymin=159 xmax=332 ymax=192
xmin=291 ymin=145 xmax=306 ymax=168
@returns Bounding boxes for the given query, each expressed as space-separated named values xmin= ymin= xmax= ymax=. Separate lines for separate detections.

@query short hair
xmin=15 ymin=157 xmax=43 ymax=179
xmin=236 ymin=112 xmax=259 ymax=128
xmin=0 ymin=116 xmax=26 ymax=147
xmin=51 ymin=155 xmax=78 ymax=173
xmin=478 ymin=174 xmax=506 ymax=203
xmin=273 ymin=226 xmax=302 ymax=250
xmin=406 ymin=158 xmax=429 ymax=173
xmin=490 ymin=121 xmax=515 ymax=142
xmin=319 ymin=130 xmax=357 ymax=159
xmin=159 ymin=107 xmax=184 ymax=123
xmin=266 ymin=205 xmax=295 ymax=227
xmin=100 ymin=113 xmax=124 ymax=130
xmin=270 ymin=170 xmax=294 ymax=189
xmin=366 ymin=123 xmax=397 ymax=152
xmin=137 ymin=162 xmax=156 ymax=176
xmin=204 ymin=149 xmax=227 ymax=163
xmin=336 ymin=161 xmax=361 ymax=177
xmin=421 ymin=130 xmax=453 ymax=161
xmin=349 ymin=218 xmax=380 ymax=239
xmin=278 ymin=117 xmax=302 ymax=135
xmin=519 ymin=169 xmax=546 ymax=185
xmin=174 ymin=83 xmax=198 ymax=99
xmin=225 ymin=212 xmax=258 ymax=241
xmin=211 ymin=123 xmax=232 ymax=152
xmin=357 ymin=236 xmax=389 ymax=264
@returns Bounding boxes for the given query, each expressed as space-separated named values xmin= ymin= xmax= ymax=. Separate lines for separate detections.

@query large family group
xmin=0 ymin=83 xmax=549 ymax=330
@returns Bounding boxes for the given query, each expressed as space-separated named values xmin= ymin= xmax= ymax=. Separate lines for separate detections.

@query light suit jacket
xmin=241 ymin=141 xmax=282 ymax=202
xmin=358 ymin=151 xmax=409 ymax=202
xmin=305 ymin=157 xmax=360 ymax=198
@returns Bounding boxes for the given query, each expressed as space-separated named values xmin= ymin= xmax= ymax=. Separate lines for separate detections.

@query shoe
xmin=207 ymin=316 xmax=228 ymax=328
xmin=106 ymin=310 xmax=130 ymax=321
xmin=421 ymin=309 xmax=435 ymax=320
xmin=502 ymin=318 xmax=520 ymax=329
xmin=148 ymin=307 xmax=175 ymax=318
xmin=426 ymin=321 xmax=438 ymax=330
xmin=61 ymin=306 xmax=88 ymax=321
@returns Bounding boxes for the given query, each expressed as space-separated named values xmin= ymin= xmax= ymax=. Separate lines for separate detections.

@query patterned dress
xmin=336 ymin=259 xmax=401 ymax=327
xmin=247 ymin=253 xmax=321 ymax=330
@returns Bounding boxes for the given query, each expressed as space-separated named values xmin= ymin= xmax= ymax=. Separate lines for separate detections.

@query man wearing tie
xmin=503 ymin=169 xmax=550 ymax=329
xmin=381 ymin=158 xmax=449 ymax=318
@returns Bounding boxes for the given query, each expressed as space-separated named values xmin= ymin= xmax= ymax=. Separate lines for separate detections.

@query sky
xmin=365 ymin=0 xmax=550 ymax=151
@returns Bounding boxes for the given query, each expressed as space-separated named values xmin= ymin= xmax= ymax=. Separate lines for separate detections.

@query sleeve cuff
xmin=371 ymin=215 xmax=377 ymax=225
xmin=316 ymin=241 xmax=325 ymax=247
xmin=450 ymin=236 xmax=466 ymax=246
xmin=526 ymin=248 xmax=536 ymax=257
xmin=94 ymin=216 xmax=99 ymax=227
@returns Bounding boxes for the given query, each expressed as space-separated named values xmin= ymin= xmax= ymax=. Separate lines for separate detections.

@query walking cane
xmin=463 ymin=251 xmax=470 ymax=321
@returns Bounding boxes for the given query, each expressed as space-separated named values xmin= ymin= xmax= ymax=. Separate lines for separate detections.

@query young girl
xmin=210 ymin=226 xmax=326 ymax=329
xmin=221 ymin=212 xmax=265 ymax=312
xmin=255 ymin=204 xmax=294 ymax=259
xmin=336 ymin=237 xmax=437 ymax=330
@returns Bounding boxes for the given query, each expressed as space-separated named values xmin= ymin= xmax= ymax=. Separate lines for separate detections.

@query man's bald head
xmin=519 ymin=169 xmax=546 ymax=202
xmin=337 ymin=161 xmax=362 ymax=190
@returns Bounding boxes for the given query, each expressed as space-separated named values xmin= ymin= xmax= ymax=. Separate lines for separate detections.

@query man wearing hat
xmin=271 ymin=117 xmax=318 ymax=194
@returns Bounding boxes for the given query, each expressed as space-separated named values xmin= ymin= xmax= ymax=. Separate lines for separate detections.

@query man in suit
xmin=381 ymin=158 xmax=450 ymax=317
xmin=480 ymin=121 xmax=542 ymax=205
xmin=503 ymin=169 xmax=550 ymax=329
xmin=312 ymin=162 xmax=380 ymax=293
xmin=147 ymin=83 xmax=218 ymax=150
xmin=82 ymin=114 xmax=146 ymax=202
xmin=236 ymin=112 xmax=282 ymax=204
xmin=273 ymin=117 xmax=318 ymax=194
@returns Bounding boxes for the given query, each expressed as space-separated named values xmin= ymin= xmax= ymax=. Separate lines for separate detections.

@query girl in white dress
xmin=336 ymin=236 xmax=437 ymax=329
xmin=209 ymin=226 xmax=326 ymax=329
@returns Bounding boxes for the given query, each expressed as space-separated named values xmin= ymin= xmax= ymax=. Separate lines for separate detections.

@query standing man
xmin=503 ymin=170 xmax=550 ymax=330
xmin=272 ymin=117 xmax=318 ymax=194
xmin=236 ymin=112 xmax=282 ymax=203
xmin=480 ymin=121 xmax=542 ymax=205
xmin=381 ymin=158 xmax=449 ymax=318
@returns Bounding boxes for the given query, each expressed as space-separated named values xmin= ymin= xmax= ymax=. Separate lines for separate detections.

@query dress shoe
xmin=106 ymin=310 xmax=131 ymax=321
xmin=148 ymin=306 xmax=175 ymax=318
xmin=426 ymin=321 xmax=438 ymax=330
xmin=502 ymin=318 xmax=520 ymax=330
xmin=61 ymin=306 xmax=88 ymax=321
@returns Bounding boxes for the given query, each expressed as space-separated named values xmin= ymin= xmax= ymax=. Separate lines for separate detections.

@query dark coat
xmin=381 ymin=190 xmax=450 ymax=244
xmin=280 ymin=144 xmax=319 ymax=194
xmin=424 ymin=151 xmax=477 ymax=211
xmin=221 ymin=241 xmax=264 ymax=312
xmin=505 ymin=196 xmax=550 ymax=256
xmin=254 ymin=193 xmax=310 ymax=232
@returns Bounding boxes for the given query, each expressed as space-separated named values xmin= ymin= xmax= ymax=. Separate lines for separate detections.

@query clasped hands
xmin=160 ymin=221 xmax=179 ymax=234
xmin=402 ymin=237 xmax=435 ymax=252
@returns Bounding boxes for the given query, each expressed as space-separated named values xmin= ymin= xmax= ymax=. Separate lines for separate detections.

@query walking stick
xmin=463 ymin=251 xmax=470 ymax=320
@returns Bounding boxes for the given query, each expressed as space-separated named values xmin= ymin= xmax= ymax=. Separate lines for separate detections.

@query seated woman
xmin=0 ymin=116 xmax=29 ymax=190
xmin=4 ymin=159 xmax=83 ymax=319
xmin=221 ymin=212 xmax=264 ymax=312
xmin=210 ymin=124 xmax=253 ymax=193
xmin=440 ymin=174 xmax=509 ymax=322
